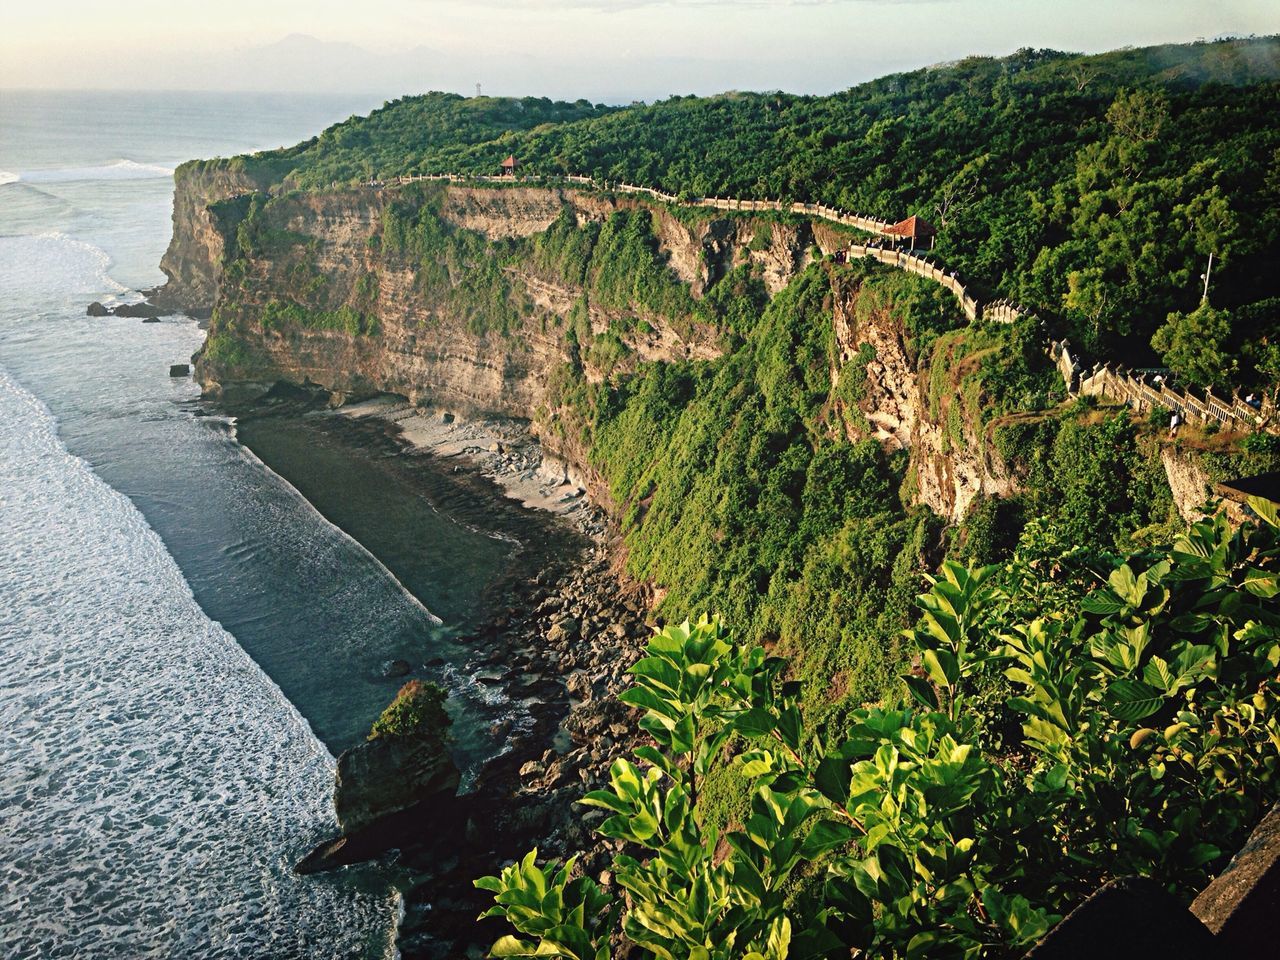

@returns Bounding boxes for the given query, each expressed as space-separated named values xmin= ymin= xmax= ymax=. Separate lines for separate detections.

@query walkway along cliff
xmin=160 ymin=167 xmax=1272 ymax=536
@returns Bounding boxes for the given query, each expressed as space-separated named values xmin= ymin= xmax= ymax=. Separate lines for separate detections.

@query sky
xmin=3 ymin=0 xmax=1279 ymax=101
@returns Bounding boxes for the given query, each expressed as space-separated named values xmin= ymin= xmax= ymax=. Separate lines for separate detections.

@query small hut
xmin=500 ymin=155 xmax=519 ymax=177
xmin=884 ymin=215 xmax=938 ymax=250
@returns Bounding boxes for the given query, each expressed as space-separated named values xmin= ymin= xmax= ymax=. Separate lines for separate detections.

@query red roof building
xmin=884 ymin=215 xmax=938 ymax=248
xmin=501 ymin=155 xmax=519 ymax=175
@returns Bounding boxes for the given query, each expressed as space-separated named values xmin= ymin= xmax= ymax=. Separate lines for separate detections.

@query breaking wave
xmin=4 ymin=159 xmax=176 ymax=185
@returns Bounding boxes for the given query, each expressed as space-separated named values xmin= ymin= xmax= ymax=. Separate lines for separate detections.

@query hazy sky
xmin=3 ymin=0 xmax=1278 ymax=101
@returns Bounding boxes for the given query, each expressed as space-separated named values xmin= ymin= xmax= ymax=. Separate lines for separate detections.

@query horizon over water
xmin=0 ymin=90 xmax=519 ymax=958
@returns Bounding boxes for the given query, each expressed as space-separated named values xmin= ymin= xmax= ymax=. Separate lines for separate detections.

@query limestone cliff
xmin=177 ymin=181 xmax=833 ymax=416
xmin=163 ymin=176 xmax=1006 ymax=526
xmin=152 ymin=161 xmax=273 ymax=315
xmin=831 ymin=275 xmax=1016 ymax=523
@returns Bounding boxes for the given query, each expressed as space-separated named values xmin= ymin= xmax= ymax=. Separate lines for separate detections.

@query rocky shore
xmin=224 ymin=388 xmax=652 ymax=959
xmin=392 ymin=544 xmax=651 ymax=959
xmin=349 ymin=399 xmax=653 ymax=959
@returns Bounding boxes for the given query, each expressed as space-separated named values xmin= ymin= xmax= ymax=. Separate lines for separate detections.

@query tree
xmin=933 ymin=161 xmax=984 ymax=230
xmin=1151 ymin=301 xmax=1235 ymax=390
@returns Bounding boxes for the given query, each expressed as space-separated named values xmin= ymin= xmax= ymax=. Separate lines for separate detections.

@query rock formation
xmin=333 ymin=730 xmax=460 ymax=836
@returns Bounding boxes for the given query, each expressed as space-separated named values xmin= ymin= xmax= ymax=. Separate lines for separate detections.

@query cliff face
xmin=166 ymin=177 xmax=1005 ymax=525
xmin=831 ymin=276 xmax=1015 ymax=523
xmin=180 ymin=182 xmax=836 ymax=416
xmin=153 ymin=162 xmax=269 ymax=314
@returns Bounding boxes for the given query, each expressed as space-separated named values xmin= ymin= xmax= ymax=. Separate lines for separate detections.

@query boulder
xmin=547 ymin=617 xmax=580 ymax=645
xmin=86 ymin=301 xmax=110 ymax=316
xmin=381 ymin=658 xmax=412 ymax=678
xmin=169 ymin=364 xmax=190 ymax=377
xmin=113 ymin=301 xmax=164 ymax=318
xmin=566 ymin=671 xmax=595 ymax=702
xmin=141 ymin=316 xmax=161 ymax=323
xmin=333 ymin=732 xmax=461 ymax=836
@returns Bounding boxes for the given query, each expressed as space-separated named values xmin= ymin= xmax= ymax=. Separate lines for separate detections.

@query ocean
xmin=0 ymin=90 xmax=520 ymax=957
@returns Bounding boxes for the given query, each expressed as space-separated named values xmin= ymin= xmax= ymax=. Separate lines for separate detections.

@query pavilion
xmin=884 ymin=215 xmax=938 ymax=250
xmin=500 ymin=155 xmax=519 ymax=176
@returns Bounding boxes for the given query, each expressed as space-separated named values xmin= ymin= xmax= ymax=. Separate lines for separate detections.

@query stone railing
xmin=984 ymin=300 xmax=1030 ymax=325
xmin=387 ymin=171 xmax=1280 ymax=434
xmin=1050 ymin=340 xmax=1272 ymax=433
xmin=849 ymin=244 xmax=980 ymax=322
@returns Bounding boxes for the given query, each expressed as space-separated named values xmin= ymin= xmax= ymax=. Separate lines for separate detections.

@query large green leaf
xmin=922 ymin=648 xmax=960 ymax=687
xmin=1248 ymin=495 xmax=1279 ymax=529
xmin=1104 ymin=679 xmax=1165 ymax=723
xmin=901 ymin=674 xmax=940 ymax=710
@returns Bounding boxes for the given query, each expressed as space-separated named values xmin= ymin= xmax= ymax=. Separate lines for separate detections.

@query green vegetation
xmin=211 ymin=37 xmax=1280 ymax=384
xmin=368 ymin=679 xmax=451 ymax=747
xmin=1151 ymin=301 xmax=1234 ymax=389
xmin=193 ymin=95 xmax=615 ymax=191
xmin=992 ymin=409 xmax=1175 ymax=552
xmin=190 ymin=41 xmax=1280 ymax=949
xmin=565 ymin=265 xmax=925 ymax=722
xmin=478 ymin=502 xmax=1280 ymax=959
xmin=201 ymin=332 xmax=253 ymax=370
xmin=260 ymin=299 xmax=379 ymax=336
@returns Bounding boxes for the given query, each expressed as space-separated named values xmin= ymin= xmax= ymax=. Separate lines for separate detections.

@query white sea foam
xmin=0 ymin=232 xmax=130 ymax=300
xmin=10 ymin=159 xmax=176 ymax=184
xmin=0 ymin=169 xmax=18 ymax=186
xmin=0 ymin=368 xmax=395 ymax=958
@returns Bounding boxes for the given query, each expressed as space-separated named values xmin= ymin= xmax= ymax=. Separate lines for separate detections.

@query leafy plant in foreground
xmin=477 ymin=505 xmax=1280 ymax=958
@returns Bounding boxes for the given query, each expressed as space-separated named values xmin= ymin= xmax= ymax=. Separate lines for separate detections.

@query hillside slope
xmin=155 ymin=36 xmax=1280 ymax=957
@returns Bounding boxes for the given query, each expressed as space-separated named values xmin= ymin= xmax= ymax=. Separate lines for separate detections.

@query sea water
xmin=0 ymin=90 xmax=501 ymax=957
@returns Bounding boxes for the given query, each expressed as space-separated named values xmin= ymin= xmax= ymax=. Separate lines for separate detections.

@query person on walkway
xmin=1169 ymin=411 xmax=1181 ymax=438
xmin=1246 ymin=393 xmax=1262 ymax=409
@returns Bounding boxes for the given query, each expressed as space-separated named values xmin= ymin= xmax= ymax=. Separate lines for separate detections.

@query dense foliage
xmin=215 ymin=37 xmax=1280 ymax=382
xmin=186 ymin=37 xmax=1280 ymax=953
xmin=559 ymin=260 xmax=1178 ymax=729
xmin=192 ymin=95 xmax=615 ymax=191
xmin=478 ymin=502 xmax=1280 ymax=958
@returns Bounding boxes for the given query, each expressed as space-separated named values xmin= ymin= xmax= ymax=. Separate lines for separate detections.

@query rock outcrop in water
xmin=296 ymin=724 xmax=461 ymax=874
xmin=333 ymin=728 xmax=461 ymax=835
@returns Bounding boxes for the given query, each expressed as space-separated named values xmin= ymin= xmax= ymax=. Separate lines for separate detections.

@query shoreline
xmin=334 ymin=395 xmax=606 ymax=536
xmin=228 ymin=390 xmax=651 ymax=958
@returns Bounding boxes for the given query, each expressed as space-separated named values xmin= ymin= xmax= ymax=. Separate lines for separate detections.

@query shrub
xmin=477 ymin=500 xmax=1280 ymax=959
xmin=1242 ymin=431 xmax=1280 ymax=456
xmin=201 ymin=333 xmax=251 ymax=369
xmin=368 ymin=679 xmax=451 ymax=746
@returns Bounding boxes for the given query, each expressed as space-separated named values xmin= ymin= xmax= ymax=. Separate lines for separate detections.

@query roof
xmin=1217 ymin=472 xmax=1280 ymax=507
xmin=885 ymin=215 xmax=937 ymax=238
xmin=501 ymin=154 xmax=518 ymax=167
